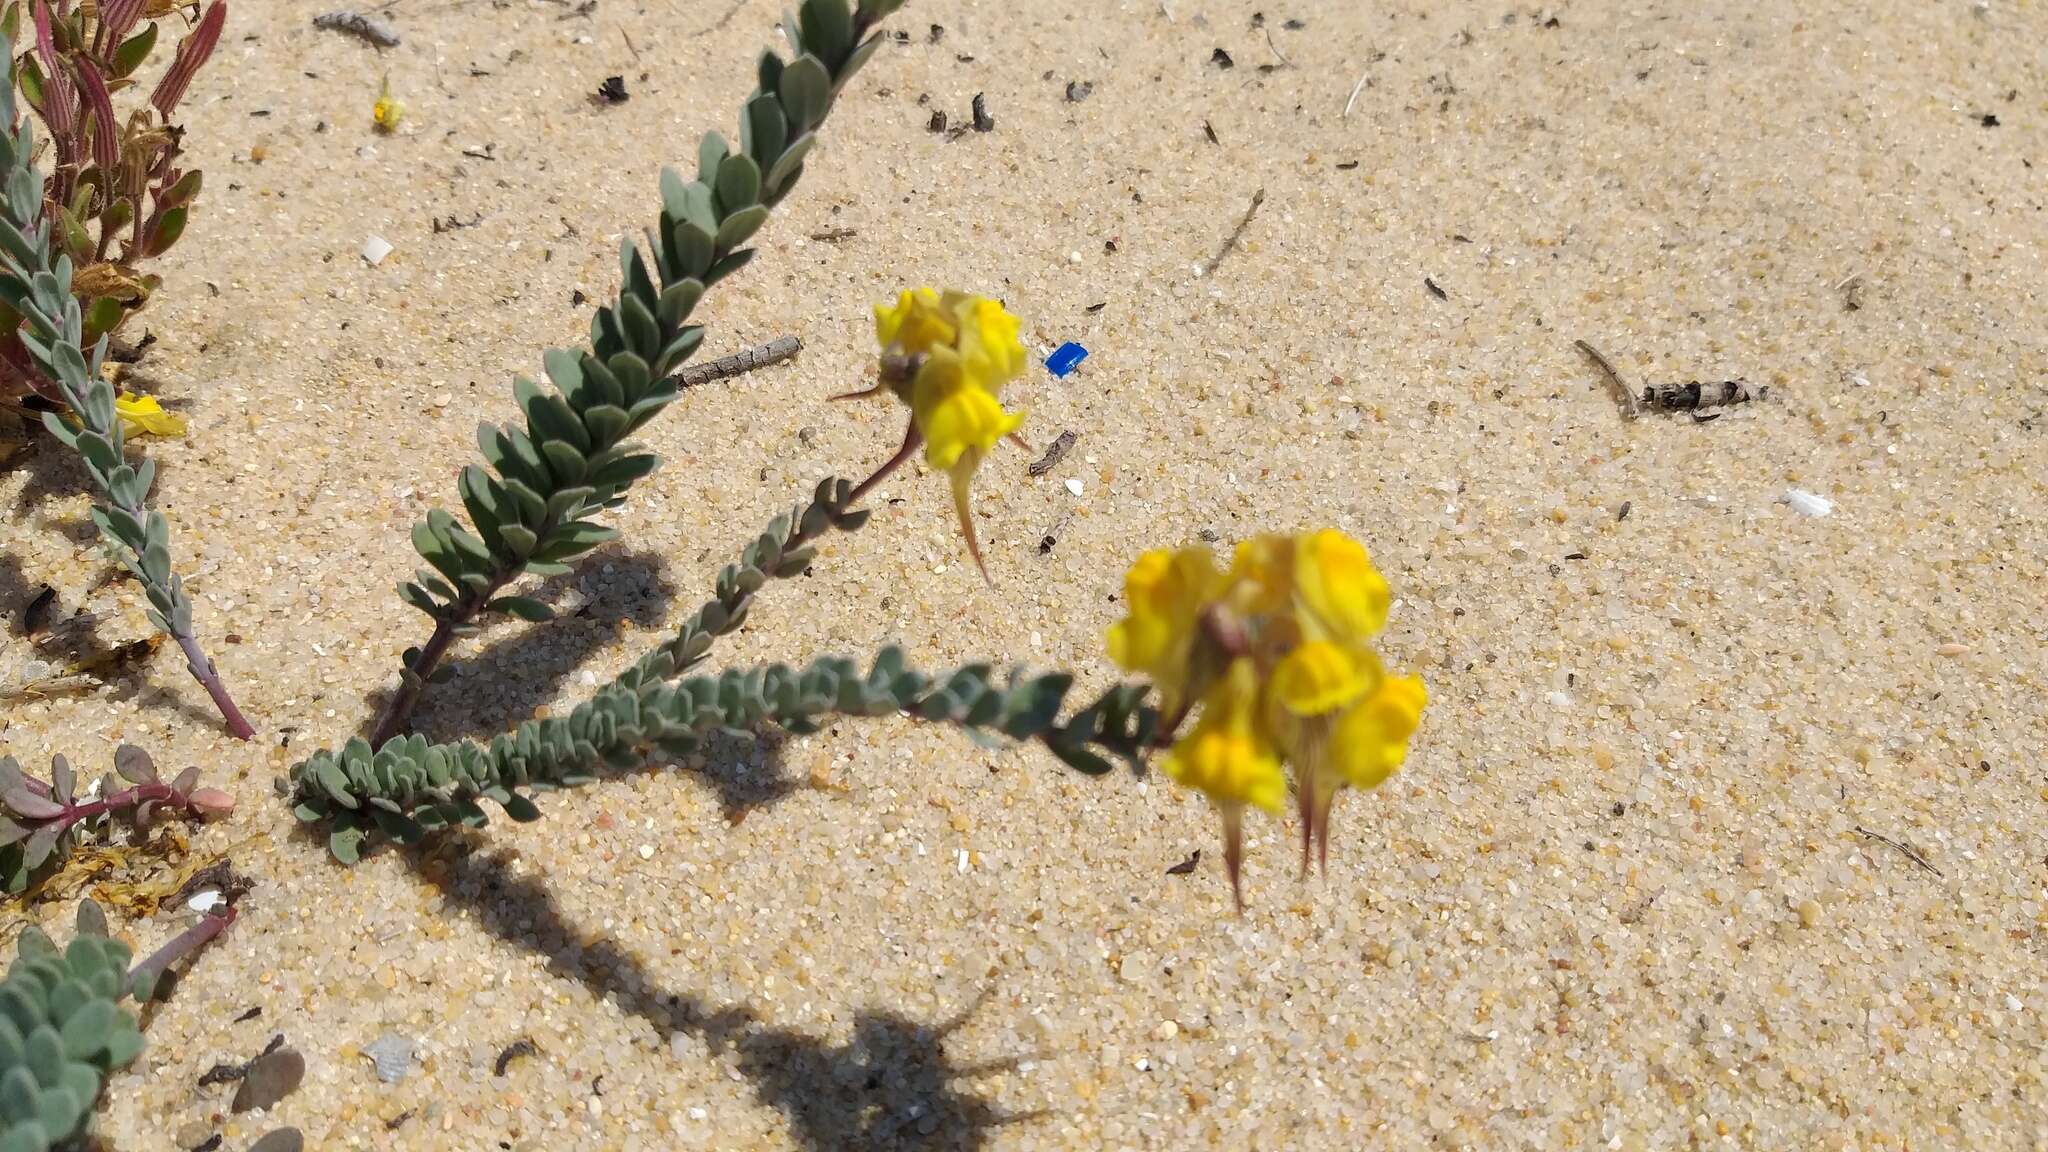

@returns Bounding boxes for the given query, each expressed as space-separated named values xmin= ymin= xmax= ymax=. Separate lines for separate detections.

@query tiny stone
xmin=1797 ymin=899 xmax=1821 ymax=928
xmin=1065 ymin=477 xmax=1085 ymax=496
xmin=362 ymin=235 xmax=393 ymax=265
xmin=365 ymin=1032 xmax=414 ymax=1084
xmin=1153 ymin=1019 xmax=1179 ymax=1041
xmin=638 ymin=844 xmax=655 ymax=860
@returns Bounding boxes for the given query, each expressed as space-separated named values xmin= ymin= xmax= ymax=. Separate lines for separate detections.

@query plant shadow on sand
xmin=408 ymin=826 xmax=1047 ymax=1151
xmin=360 ymin=548 xmax=679 ymax=745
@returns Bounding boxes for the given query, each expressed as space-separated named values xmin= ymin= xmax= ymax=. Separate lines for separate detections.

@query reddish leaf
xmin=150 ymin=0 xmax=224 ymax=117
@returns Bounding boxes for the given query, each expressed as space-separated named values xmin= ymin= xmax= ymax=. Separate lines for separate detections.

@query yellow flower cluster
xmin=1108 ymin=529 xmax=1426 ymax=904
xmin=853 ymin=289 xmax=1028 ymax=577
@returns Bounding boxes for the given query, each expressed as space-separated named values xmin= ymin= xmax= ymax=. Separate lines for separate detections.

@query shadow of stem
xmin=409 ymin=832 xmax=1046 ymax=1151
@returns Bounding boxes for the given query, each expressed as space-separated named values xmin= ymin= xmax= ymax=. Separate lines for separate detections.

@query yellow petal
xmin=1160 ymin=661 xmax=1286 ymax=814
xmin=1328 ymin=673 xmax=1427 ymax=790
xmin=914 ymin=368 xmax=1021 ymax=472
xmin=1269 ymin=640 xmax=1376 ymax=717
xmin=115 ymin=393 xmax=186 ymax=439
xmin=1294 ymin=529 xmax=1389 ymax=642
xmin=874 ymin=287 xmax=954 ymax=355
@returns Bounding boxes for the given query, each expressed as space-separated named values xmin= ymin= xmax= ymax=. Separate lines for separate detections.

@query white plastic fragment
xmin=361 ymin=235 xmax=393 ymax=266
xmin=1064 ymin=477 xmax=1084 ymax=497
xmin=1781 ymin=488 xmax=1833 ymax=518
xmin=186 ymin=890 xmax=225 ymax=913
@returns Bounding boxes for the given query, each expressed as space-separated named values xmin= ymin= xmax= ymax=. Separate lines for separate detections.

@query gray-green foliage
xmin=292 ymin=477 xmax=1157 ymax=862
xmin=0 ymin=902 xmax=149 ymax=1152
xmin=0 ymin=34 xmax=196 ymax=652
xmin=395 ymin=0 xmax=906 ymax=647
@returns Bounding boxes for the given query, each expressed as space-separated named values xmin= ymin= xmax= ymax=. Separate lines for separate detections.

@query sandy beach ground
xmin=3 ymin=0 xmax=2046 ymax=1147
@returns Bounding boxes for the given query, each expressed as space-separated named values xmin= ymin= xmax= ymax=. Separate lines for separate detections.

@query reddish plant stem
xmin=175 ymin=633 xmax=255 ymax=740
xmin=367 ymin=613 xmax=466 ymax=747
xmin=128 ymin=905 xmax=236 ymax=992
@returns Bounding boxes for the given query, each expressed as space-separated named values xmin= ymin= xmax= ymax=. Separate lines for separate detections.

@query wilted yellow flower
xmin=115 ymin=392 xmax=187 ymax=439
xmin=373 ymin=75 xmax=403 ymax=133
xmin=846 ymin=290 xmax=1028 ymax=579
xmin=1110 ymin=527 xmax=1426 ymax=905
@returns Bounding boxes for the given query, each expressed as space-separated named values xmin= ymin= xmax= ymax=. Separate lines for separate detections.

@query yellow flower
xmin=873 ymin=288 xmax=956 ymax=359
xmin=848 ymin=290 xmax=1030 ymax=579
xmin=115 ymin=392 xmax=186 ymax=439
xmin=910 ymin=350 xmax=1022 ymax=474
xmin=1268 ymin=639 xmax=1374 ymax=718
xmin=1160 ymin=660 xmax=1287 ymax=908
xmin=957 ymin=296 xmax=1027 ymax=387
xmin=1160 ymin=662 xmax=1286 ymax=815
xmin=373 ymin=75 xmax=403 ymax=133
xmin=1106 ymin=545 xmax=1227 ymax=720
xmin=1327 ymin=673 xmax=1427 ymax=791
xmin=1293 ymin=529 xmax=1389 ymax=642
xmin=1117 ymin=527 xmax=1425 ymax=904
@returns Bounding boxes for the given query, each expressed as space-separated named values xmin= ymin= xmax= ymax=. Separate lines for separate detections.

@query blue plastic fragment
xmin=1044 ymin=341 xmax=1089 ymax=378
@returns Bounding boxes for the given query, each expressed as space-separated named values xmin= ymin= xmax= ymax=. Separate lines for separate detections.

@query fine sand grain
xmin=4 ymin=0 xmax=2046 ymax=1148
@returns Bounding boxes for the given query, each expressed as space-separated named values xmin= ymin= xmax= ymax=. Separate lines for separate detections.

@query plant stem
xmin=128 ymin=905 xmax=236 ymax=994
xmin=367 ymin=616 xmax=463 ymax=746
xmin=175 ymin=633 xmax=254 ymax=738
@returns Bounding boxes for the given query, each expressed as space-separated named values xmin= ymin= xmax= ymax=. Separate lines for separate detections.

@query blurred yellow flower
xmin=848 ymin=290 xmax=1028 ymax=579
xmin=115 ymin=392 xmax=186 ymax=439
xmin=373 ymin=75 xmax=403 ymax=133
xmin=1105 ymin=545 xmax=1227 ymax=721
xmin=1108 ymin=527 xmax=1426 ymax=905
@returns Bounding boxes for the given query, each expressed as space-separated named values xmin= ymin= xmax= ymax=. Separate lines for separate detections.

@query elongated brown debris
xmin=675 ymin=336 xmax=803 ymax=388
xmin=1573 ymin=339 xmax=1639 ymax=420
xmin=312 ymin=10 xmax=400 ymax=47
xmin=1028 ymin=429 xmax=1078 ymax=476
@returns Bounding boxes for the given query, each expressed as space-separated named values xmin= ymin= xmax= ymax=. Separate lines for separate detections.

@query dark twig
xmin=674 ymin=336 xmax=803 ymax=388
xmin=1573 ymin=339 xmax=1640 ymax=421
xmin=1201 ymin=188 xmax=1265 ymax=276
xmin=1854 ymin=825 xmax=1943 ymax=878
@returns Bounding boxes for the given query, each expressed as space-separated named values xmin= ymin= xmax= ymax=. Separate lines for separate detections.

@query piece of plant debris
xmin=1425 ymin=276 xmax=1447 ymax=300
xmin=1027 ymin=430 xmax=1077 ymax=476
xmin=312 ymin=10 xmax=400 ymax=47
xmin=926 ymin=108 xmax=947 ymax=132
xmin=971 ymin=92 xmax=993 ymax=132
xmin=1065 ymin=80 xmax=1092 ymax=102
xmin=595 ymin=75 xmax=628 ymax=104
xmin=494 ymin=1037 xmax=539 ymax=1076
xmin=1640 ymin=380 xmax=1763 ymax=412
xmin=231 ymin=1045 xmax=306 ymax=1112
xmin=1210 ymin=47 xmax=1234 ymax=68
xmin=1167 ymin=848 xmax=1202 ymax=875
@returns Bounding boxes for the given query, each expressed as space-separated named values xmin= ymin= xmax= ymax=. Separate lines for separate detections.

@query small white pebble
xmin=362 ymin=235 xmax=393 ymax=265
xmin=1781 ymin=488 xmax=1834 ymax=517
xmin=1936 ymin=642 xmax=1970 ymax=657
xmin=688 ymin=1107 xmax=708 ymax=1122
xmin=2006 ymin=994 xmax=2025 ymax=1012
xmin=186 ymin=890 xmax=225 ymax=913
xmin=1064 ymin=477 xmax=1085 ymax=497
xmin=1545 ymin=691 xmax=1573 ymax=710
xmin=1153 ymin=1020 xmax=1179 ymax=1041
xmin=1069 ymin=251 xmax=1083 ymax=264
xmin=638 ymin=844 xmax=655 ymax=860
